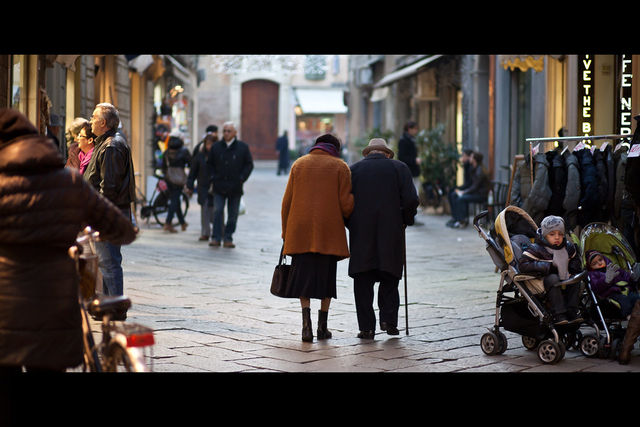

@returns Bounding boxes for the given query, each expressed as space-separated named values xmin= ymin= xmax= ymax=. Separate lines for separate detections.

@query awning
xmin=127 ymin=55 xmax=156 ymax=73
xmin=294 ymin=88 xmax=347 ymax=114
xmin=499 ymin=55 xmax=545 ymax=72
xmin=370 ymin=86 xmax=388 ymax=102
xmin=374 ymin=55 xmax=443 ymax=88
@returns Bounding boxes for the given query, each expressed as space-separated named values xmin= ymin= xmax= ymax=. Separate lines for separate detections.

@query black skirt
xmin=287 ymin=253 xmax=338 ymax=299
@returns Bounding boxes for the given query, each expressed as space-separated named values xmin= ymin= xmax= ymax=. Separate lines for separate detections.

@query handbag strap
xmin=278 ymin=244 xmax=287 ymax=265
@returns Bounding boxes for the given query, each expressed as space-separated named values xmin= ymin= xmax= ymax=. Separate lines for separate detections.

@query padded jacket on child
xmin=588 ymin=255 xmax=633 ymax=299
xmin=518 ymin=231 xmax=582 ymax=277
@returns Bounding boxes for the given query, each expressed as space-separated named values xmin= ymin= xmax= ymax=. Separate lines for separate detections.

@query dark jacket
xmin=562 ymin=151 xmax=581 ymax=231
xmin=518 ymin=231 xmax=582 ymax=278
xmin=187 ymin=140 xmax=213 ymax=205
xmin=464 ymin=164 xmax=490 ymax=198
xmin=346 ymin=153 xmax=419 ymax=279
xmin=276 ymin=134 xmax=289 ymax=169
xmin=207 ymin=137 xmax=254 ymax=196
xmin=84 ymin=128 xmax=135 ymax=209
xmin=162 ymin=136 xmax=191 ymax=189
xmin=545 ymin=150 xmax=567 ymax=217
xmin=397 ymin=132 xmax=420 ymax=177
xmin=0 ymin=110 xmax=136 ymax=369
xmin=575 ymin=148 xmax=601 ymax=227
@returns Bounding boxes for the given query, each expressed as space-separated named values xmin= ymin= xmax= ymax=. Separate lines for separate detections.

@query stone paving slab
xmin=76 ymin=162 xmax=640 ymax=374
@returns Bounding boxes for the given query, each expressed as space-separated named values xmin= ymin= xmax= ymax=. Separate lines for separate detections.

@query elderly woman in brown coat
xmin=0 ymin=108 xmax=137 ymax=372
xmin=281 ymin=134 xmax=354 ymax=342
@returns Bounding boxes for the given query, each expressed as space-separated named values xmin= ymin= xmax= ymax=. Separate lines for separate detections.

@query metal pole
xmin=526 ymin=134 xmax=631 ymax=143
xmin=403 ymin=226 xmax=409 ymax=335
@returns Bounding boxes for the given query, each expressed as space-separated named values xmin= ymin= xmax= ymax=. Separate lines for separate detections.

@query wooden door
xmin=241 ymin=79 xmax=279 ymax=160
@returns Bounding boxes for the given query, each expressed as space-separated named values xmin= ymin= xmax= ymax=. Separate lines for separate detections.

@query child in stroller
xmin=474 ymin=207 xmax=587 ymax=364
xmin=518 ymin=215 xmax=584 ymax=326
xmin=585 ymin=248 xmax=640 ymax=364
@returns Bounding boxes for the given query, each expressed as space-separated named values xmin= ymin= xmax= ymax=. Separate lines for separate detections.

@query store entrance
xmin=241 ymin=79 xmax=279 ymax=160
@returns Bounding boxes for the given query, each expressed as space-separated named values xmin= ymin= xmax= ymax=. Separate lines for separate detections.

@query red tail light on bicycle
xmin=126 ymin=331 xmax=155 ymax=347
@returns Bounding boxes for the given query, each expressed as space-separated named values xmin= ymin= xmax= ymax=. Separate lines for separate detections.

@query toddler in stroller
xmin=473 ymin=206 xmax=587 ymax=364
xmin=518 ymin=215 xmax=584 ymax=326
xmin=583 ymin=232 xmax=640 ymax=364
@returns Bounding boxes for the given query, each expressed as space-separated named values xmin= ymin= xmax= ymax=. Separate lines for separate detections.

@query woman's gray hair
xmin=95 ymin=103 xmax=120 ymax=131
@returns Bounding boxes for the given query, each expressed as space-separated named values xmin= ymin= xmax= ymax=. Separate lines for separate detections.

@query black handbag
xmin=270 ymin=245 xmax=292 ymax=297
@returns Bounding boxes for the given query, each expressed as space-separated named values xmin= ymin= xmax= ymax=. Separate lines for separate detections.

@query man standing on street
xmin=84 ymin=103 xmax=135 ymax=300
xmin=347 ymin=138 xmax=419 ymax=339
xmin=207 ymin=121 xmax=254 ymax=248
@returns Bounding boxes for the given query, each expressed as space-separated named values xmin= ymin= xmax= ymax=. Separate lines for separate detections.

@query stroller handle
xmin=554 ymin=271 xmax=587 ymax=287
xmin=473 ymin=210 xmax=490 ymax=237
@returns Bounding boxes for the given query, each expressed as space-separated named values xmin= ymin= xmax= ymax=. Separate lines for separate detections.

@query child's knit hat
xmin=540 ymin=215 xmax=565 ymax=237
xmin=585 ymin=249 xmax=604 ymax=270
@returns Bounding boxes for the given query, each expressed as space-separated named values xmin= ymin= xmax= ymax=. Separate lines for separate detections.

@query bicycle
xmin=72 ymin=228 xmax=155 ymax=372
xmin=134 ymin=171 xmax=190 ymax=227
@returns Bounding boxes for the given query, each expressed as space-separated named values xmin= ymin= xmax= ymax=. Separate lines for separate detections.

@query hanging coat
xmin=521 ymin=152 xmax=552 ymax=224
xmin=612 ymin=145 xmax=629 ymax=228
xmin=592 ymin=149 xmax=609 ymax=222
xmin=545 ymin=150 xmax=567 ymax=217
xmin=510 ymin=155 xmax=532 ymax=208
xmin=575 ymin=148 xmax=600 ymax=227
xmin=562 ymin=150 xmax=581 ymax=231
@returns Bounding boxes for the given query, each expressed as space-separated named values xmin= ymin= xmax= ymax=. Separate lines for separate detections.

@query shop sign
xmin=578 ymin=55 xmax=594 ymax=143
xmin=618 ymin=54 xmax=633 ymax=135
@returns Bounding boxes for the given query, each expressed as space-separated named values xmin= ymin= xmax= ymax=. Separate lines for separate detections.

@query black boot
xmin=317 ymin=310 xmax=332 ymax=339
xmin=619 ymin=300 xmax=640 ymax=364
xmin=302 ymin=307 xmax=313 ymax=342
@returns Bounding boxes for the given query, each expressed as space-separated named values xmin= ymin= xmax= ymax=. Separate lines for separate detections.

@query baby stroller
xmin=578 ymin=222 xmax=639 ymax=359
xmin=473 ymin=206 xmax=588 ymax=364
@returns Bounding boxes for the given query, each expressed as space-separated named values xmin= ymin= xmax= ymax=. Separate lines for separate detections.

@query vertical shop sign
xmin=618 ymin=54 xmax=633 ymax=135
xmin=578 ymin=54 xmax=594 ymax=143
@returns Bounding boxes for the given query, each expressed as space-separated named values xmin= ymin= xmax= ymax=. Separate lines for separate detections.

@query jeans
xmin=353 ymin=270 xmax=400 ymax=331
xmin=451 ymin=192 xmax=486 ymax=222
xmin=200 ymin=200 xmax=214 ymax=237
xmin=95 ymin=240 xmax=123 ymax=296
xmin=165 ymin=186 xmax=185 ymax=225
xmin=212 ymin=193 xmax=241 ymax=243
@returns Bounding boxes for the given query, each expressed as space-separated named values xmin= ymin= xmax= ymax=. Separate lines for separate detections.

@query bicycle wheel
xmin=104 ymin=341 xmax=147 ymax=372
xmin=153 ymin=191 xmax=189 ymax=226
xmin=80 ymin=305 xmax=103 ymax=372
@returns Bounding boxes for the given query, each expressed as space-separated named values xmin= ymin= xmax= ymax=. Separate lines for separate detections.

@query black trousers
xmin=353 ymin=270 xmax=400 ymax=331
xmin=543 ymin=274 xmax=580 ymax=315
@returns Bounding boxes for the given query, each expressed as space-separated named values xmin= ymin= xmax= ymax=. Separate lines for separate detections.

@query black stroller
xmin=473 ymin=206 xmax=588 ymax=364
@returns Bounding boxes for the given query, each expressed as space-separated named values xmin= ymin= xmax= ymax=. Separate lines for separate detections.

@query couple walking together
xmin=280 ymin=134 xmax=419 ymax=341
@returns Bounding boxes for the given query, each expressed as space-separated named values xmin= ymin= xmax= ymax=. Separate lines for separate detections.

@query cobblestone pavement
xmin=89 ymin=162 xmax=640 ymax=373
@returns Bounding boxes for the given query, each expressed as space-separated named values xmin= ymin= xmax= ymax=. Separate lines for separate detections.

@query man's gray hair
xmin=95 ymin=103 xmax=120 ymax=131
xmin=222 ymin=121 xmax=236 ymax=130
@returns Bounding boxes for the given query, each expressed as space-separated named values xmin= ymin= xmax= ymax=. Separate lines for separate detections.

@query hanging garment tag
xmin=628 ymin=144 xmax=640 ymax=158
xmin=600 ymin=141 xmax=609 ymax=151
xmin=573 ymin=141 xmax=586 ymax=152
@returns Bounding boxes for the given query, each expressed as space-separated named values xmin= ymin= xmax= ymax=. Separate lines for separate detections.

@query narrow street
xmin=101 ymin=161 xmax=640 ymax=373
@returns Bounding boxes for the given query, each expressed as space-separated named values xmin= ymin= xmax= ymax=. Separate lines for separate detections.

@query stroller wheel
xmin=537 ymin=339 xmax=563 ymax=364
xmin=522 ymin=336 xmax=539 ymax=351
xmin=481 ymin=331 xmax=507 ymax=356
xmin=579 ymin=334 xmax=601 ymax=358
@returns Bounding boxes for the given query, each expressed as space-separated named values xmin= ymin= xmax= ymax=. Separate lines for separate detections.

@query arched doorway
xmin=241 ymin=79 xmax=279 ymax=160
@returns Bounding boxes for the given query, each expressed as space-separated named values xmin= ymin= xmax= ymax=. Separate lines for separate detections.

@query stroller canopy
xmin=493 ymin=206 xmax=538 ymax=265
xmin=580 ymin=222 xmax=637 ymax=270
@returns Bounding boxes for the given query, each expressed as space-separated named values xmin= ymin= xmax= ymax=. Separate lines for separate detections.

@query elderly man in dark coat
xmin=347 ymin=138 xmax=419 ymax=339
xmin=0 ymin=108 xmax=136 ymax=372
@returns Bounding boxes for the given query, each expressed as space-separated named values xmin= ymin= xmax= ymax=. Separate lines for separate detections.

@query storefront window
xmin=11 ymin=55 xmax=26 ymax=112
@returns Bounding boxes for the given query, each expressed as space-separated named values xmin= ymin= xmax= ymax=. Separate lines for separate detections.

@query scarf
xmin=310 ymin=142 xmax=339 ymax=157
xmin=545 ymin=246 xmax=570 ymax=280
xmin=78 ymin=147 xmax=94 ymax=175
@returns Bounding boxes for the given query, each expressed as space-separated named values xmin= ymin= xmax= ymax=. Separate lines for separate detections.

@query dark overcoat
xmin=187 ymin=141 xmax=213 ymax=205
xmin=207 ymin=138 xmax=254 ymax=196
xmin=347 ymin=153 xmax=419 ymax=279
xmin=0 ymin=109 xmax=137 ymax=369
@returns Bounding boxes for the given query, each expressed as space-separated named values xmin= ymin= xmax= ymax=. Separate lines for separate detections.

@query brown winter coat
xmin=281 ymin=150 xmax=354 ymax=260
xmin=0 ymin=109 xmax=137 ymax=370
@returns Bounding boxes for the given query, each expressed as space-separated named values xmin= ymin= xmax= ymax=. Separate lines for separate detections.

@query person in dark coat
xmin=187 ymin=133 xmax=216 ymax=240
xmin=207 ymin=121 xmax=254 ymax=248
xmin=0 ymin=108 xmax=136 ymax=372
xmin=162 ymin=135 xmax=192 ymax=233
xmin=276 ymin=130 xmax=290 ymax=175
xmin=447 ymin=151 xmax=489 ymax=228
xmin=347 ymin=138 xmax=419 ymax=338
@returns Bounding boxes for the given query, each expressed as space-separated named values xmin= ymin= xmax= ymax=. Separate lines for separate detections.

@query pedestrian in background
xmin=64 ymin=117 xmax=89 ymax=170
xmin=347 ymin=138 xmax=419 ymax=339
xmin=397 ymin=121 xmax=421 ymax=191
xmin=281 ymin=133 xmax=354 ymax=342
xmin=193 ymin=124 xmax=218 ymax=157
xmin=447 ymin=151 xmax=489 ymax=229
xmin=207 ymin=121 xmax=254 ymax=248
xmin=0 ymin=108 xmax=136 ymax=373
xmin=446 ymin=148 xmax=474 ymax=227
xmin=76 ymin=121 xmax=96 ymax=175
xmin=162 ymin=134 xmax=192 ymax=233
xmin=187 ymin=133 xmax=215 ymax=240
xmin=85 ymin=102 xmax=136 ymax=300
xmin=276 ymin=130 xmax=290 ymax=175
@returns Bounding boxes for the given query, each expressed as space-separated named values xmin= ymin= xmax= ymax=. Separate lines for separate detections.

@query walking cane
xmin=403 ymin=226 xmax=409 ymax=335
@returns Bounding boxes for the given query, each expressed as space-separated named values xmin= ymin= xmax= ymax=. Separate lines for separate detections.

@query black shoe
xmin=357 ymin=330 xmax=375 ymax=339
xmin=380 ymin=322 xmax=399 ymax=335
xmin=446 ymin=219 xmax=456 ymax=227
